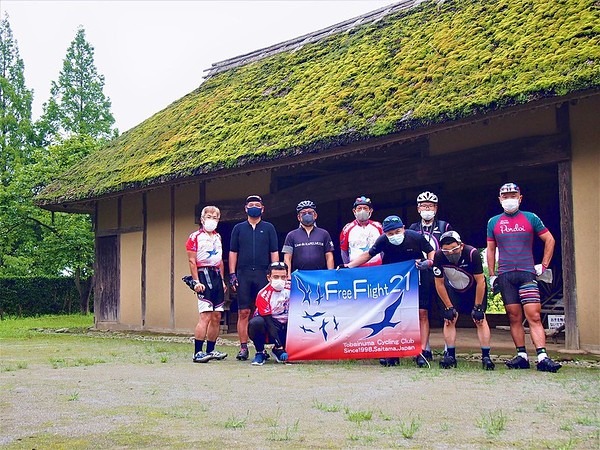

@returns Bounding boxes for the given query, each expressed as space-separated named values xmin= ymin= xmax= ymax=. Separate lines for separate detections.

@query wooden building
xmin=36 ymin=0 xmax=600 ymax=352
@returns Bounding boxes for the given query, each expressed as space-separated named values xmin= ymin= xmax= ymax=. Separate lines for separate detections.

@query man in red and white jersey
xmin=339 ymin=196 xmax=383 ymax=267
xmin=185 ymin=205 xmax=228 ymax=363
xmin=248 ymin=262 xmax=291 ymax=366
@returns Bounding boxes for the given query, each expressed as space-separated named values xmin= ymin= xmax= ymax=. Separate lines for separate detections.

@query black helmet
xmin=353 ymin=196 xmax=372 ymax=208
xmin=296 ymin=200 xmax=316 ymax=213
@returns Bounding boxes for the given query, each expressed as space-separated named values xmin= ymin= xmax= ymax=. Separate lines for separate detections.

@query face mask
xmin=387 ymin=233 xmax=405 ymax=246
xmin=203 ymin=219 xmax=218 ymax=232
xmin=354 ymin=210 xmax=371 ymax=222
xmin=301 ymin=213 xmax=315 ymax=226
xmin=420 ymin=210 xmax=435 ymax=221
xmin=247 ymin=206 xmax=262 ymax=218
xmin=501 ymin=198 xmax=519 ymax=213
xmin=270 ymin=279 xmax=286 ymax=291
xmin=446 ymin=253 xmax=461 ymax=265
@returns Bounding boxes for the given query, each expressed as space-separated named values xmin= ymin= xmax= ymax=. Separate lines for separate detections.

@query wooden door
xmin=95 ymin=235 xmax=120 ymax=322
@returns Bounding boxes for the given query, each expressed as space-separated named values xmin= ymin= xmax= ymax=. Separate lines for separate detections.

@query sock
xmin=516 ymin=346 xmax=528 ymax=360
xmin=206 ymin=341 xmax=216 ymax=353
xmin=241 ymin=342 xmax=248 ymax=350
xmin=481 ymin=347 xmax=491 ymax=358
xmin=425 ymin=342 xmax=431 ymax=352
xmin=447 ymin=347 xmax=456 ymax=358
xmin=194 ymin=340 xmax=204 ymax=354
xmin=536 ymin=347 xmax=548 ymax=362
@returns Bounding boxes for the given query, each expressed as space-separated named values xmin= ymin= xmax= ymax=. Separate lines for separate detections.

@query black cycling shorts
xmin=236 ymin=269 xmax=268 ymax=311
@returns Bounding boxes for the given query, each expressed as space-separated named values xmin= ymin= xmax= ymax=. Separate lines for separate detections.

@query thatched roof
xmin=37 ymin=0 xmax=600 ymax=208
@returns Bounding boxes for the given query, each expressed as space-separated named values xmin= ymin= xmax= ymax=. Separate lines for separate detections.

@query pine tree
xmin=0 ymin=13 xmax=34 ymax=186
xmin=42 ymin=26 xmax=115 ymax=144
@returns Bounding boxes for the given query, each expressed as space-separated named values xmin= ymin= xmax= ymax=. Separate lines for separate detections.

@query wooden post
xmin=558 ymin=161 xmax=579 ymax=350
xmin=170 ymin=186 xmax=175 ymax=329
xmin=141 ymin=193 xmax=147 ymax=328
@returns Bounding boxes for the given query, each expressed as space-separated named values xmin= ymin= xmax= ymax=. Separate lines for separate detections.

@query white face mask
xmin=203 ymin=218 xmax=218 ymax=232
xmin=387 ymin=233 xmax=405 ymax=246
xmin=420 ymin=210 xmax=435 ymax=221
xmin=501 ymin=198 xmax=520 ymax=213
xmin=354 ymin=210 xmax=370 ymax=222
xmin=270 ymin=279 xmax=286 ymax=291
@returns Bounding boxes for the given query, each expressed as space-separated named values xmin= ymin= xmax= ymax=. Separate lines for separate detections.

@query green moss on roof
xmin=38 ymin=0 xmax=600 ymax=205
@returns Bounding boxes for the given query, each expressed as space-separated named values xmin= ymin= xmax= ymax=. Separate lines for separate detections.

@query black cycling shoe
xmin=505 ymin=355 xmax=530 ymax=369
xmin=236 ymin=347 xmax=249 ymax=361
xmin=415 ymin=353 xmax=428 ymax=368
xmin=536 ymin=357 xmax=562 ymax=373
xmin=439 ymin=354 xmax=457 ymax=369
xmin=482 ymin=356 xmax=495 ymax=371
xmin=380 ymin=358 xmax=399 ymax=367
xmin=422 ymin=350 xmax=433 ymax=361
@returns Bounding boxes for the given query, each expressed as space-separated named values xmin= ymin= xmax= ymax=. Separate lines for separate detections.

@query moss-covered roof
xmin=37 ymin=0 xmax=600 ymax=207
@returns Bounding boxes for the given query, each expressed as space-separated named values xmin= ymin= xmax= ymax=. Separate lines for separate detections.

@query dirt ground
xmin=1 ymin=327 xmax=599 ymax=449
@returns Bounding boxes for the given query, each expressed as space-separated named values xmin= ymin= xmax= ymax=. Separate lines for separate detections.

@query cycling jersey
xmin=432 ymin=244 xmax=482 ymax=293
xmin=254 ymin=282 xmax=291 ymax=324
xmin=368 ymin=229 xmax=433 ymax=264
xmin=409 ymin=219 xmax=452 ymax=252
xmin=282 ymin=226 xmax=334 ymax=272
xmin=339 ymin=219 xmax=383 ymax=266
xmin=185 ymin=229 xmax=222 ymax=267
xmin=487 ymin=210 xmax=548 ymax=274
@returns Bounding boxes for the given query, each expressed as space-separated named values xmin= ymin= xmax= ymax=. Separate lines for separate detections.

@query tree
xmin=0 ymin=13 xmax=34 ymax=186
xmin=41 ymin=26 xmax=116 ymax=143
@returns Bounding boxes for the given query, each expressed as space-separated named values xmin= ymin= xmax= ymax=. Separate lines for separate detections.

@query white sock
xmin=517 ymin=352 xmax=528 ymax=360
xmin=537 ymin=352 xmax=548 ymax=362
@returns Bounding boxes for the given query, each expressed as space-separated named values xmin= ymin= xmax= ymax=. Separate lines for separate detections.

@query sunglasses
xmin=269 ymin=262 xmax=287 ymax=269
xmin=441 ymin=245 xmax=462 ymax=254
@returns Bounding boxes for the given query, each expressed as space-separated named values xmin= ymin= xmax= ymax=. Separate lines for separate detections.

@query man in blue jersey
xmin=229 ymin=195 xmax=279 ymax=361
xmin=486 ymin=183 xmax=561 ymax=372
xmin=343 ymin=215 xmax=435 ymax=367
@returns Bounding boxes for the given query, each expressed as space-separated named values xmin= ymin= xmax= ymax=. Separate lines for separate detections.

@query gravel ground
xmin=1 ymin=329 xmax=599 ymax=449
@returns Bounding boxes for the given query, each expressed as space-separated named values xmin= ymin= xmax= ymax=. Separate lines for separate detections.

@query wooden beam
xmin=218 ymin=133 xmax=570 ymax=221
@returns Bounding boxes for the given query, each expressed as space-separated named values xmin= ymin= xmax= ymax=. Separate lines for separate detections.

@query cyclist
xmin=340 ymin=196 xmax=383 ymax=267
xmin=409 ymin=191 xmax=453 ymax=365
xmin=229 ymin=195 xmax=279 ymax=361
xmin=342 ymin=215 xmax=434 ymax=367
xmin=487 ymin=183 xmax=561 ymax=372
xmin=433 ymin=231 xmax=495 ymax=370
xmin=185 ymin=205 xmax=228 ymax=363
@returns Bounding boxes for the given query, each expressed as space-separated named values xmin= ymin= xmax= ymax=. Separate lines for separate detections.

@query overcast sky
xmin=3 ymin=1 xmax=395 ymax=133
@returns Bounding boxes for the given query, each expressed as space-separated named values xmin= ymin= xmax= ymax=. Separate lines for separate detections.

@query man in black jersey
xmin=229 ymin=195 xmax=279 ymax=361
xmin=432 ymin=231 xmax=495 ymax=370
xmin=343 ymin=215 xmax=434 ymax=367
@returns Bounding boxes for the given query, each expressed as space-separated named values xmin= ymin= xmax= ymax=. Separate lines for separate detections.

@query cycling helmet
xmin=353 ymin=196 xmax=372 ymax=208
xmin=499 ymin=183 xmax=520 ymax=195
xmin=440 ymin=231 xmax=462 ymax=246
xmin=296 ymin=200 xmax=317 ymax=212
xmin=417 ymin=191 xmax=438 ymax=204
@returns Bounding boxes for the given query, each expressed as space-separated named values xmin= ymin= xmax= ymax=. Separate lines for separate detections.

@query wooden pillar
xmin=558 ymin=161 xmax=579 ymax=350
xmin=170 ymin=186 xmax=175 ymax=329
xmin=141 ymin=193 xmax=147 ymax=328
xmin=556 ymin=103 xmax=579 ymax=350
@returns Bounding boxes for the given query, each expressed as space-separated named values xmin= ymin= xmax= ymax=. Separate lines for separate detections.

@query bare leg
xmin=443 ymin=316 xmax=457 ymax=348
xmin=195 ymin=312 xmax=211 ymax=341
xmin=419 ymin=309 xmax=430 ymax=351
xmin=237 ymin=308 xmax=251 ymax=343
xmin=475 ymin=318 xmax=492 ymax=348
xmin=206 ymin=311 xmax=222 ymax=342
xmin=523 ymin=303 xmax=546 ymax=349
xmin=504 ymin=304 xmax=525 ymax=347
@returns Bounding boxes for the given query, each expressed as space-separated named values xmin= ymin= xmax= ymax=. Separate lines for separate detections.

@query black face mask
xmin=446 ymin=253 xmax=461 ymax=265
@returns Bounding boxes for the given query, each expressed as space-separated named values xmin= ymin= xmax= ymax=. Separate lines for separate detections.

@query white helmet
xmin=417 ymin=191 xmax=438 ymax=204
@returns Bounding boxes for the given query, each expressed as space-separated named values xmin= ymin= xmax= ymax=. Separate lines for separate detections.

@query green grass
xmin=0 ymin=314 xmax=94 ymax=338
xmin=477 ymin=410 xmax=508 ymax=437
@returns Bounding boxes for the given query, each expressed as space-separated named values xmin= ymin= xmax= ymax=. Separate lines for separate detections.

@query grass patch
xmin=477 ymin=409 xmax=507 ymax=437
xmin=313 ymin=399 xmax=342 ymax=412
xmin=0 ymin=314 xmax=94 ymax=338
xmin=345 ymin=407 xmax=373 ymax=423
xmin=398 ymin=416 xmax=421 ymax=439
xmin=224 ymin=413 xmax=248 ymax=429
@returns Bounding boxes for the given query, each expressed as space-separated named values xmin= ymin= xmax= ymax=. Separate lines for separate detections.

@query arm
xmin=486 ymin=241 xmax=497 ymax=277
xmin=270 ymin=251 xmax=279 ymax=263
xmin=539 ymin=231 xmax=555 ymax=269
xmin=187 ymin=250 xmax=204 ymax=293
xmin=347 ymin=251 xmax=372 ymax=268
xmin=325 ymin=252 xmax=334 ymax=269
xmin=473 ymin=273 xmax=486 ymax=306
xmin=283 ymin=252 xmax=293 ymax=278
xmin=228 ymin=251 xmax=238 ymax=275
xmin=341 ymin=249 xmax=350 ymax=264
xmin=434 ymin=277 xmax=453 ymax=309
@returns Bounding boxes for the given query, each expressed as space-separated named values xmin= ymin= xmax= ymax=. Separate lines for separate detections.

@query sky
xmin=2 ymin=1 xmax=396 ymax=133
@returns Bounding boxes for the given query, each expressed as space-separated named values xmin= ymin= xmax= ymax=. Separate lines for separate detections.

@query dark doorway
xmin=95 ymin=235 xmax=120 ymax=322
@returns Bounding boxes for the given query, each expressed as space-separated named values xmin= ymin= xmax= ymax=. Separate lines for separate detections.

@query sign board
xmin=547 ymin=314 xmax=565 ymax=330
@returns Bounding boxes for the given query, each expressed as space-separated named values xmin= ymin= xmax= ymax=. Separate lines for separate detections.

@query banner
xmin=286 ymin=261 xmax=420 ymax=361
